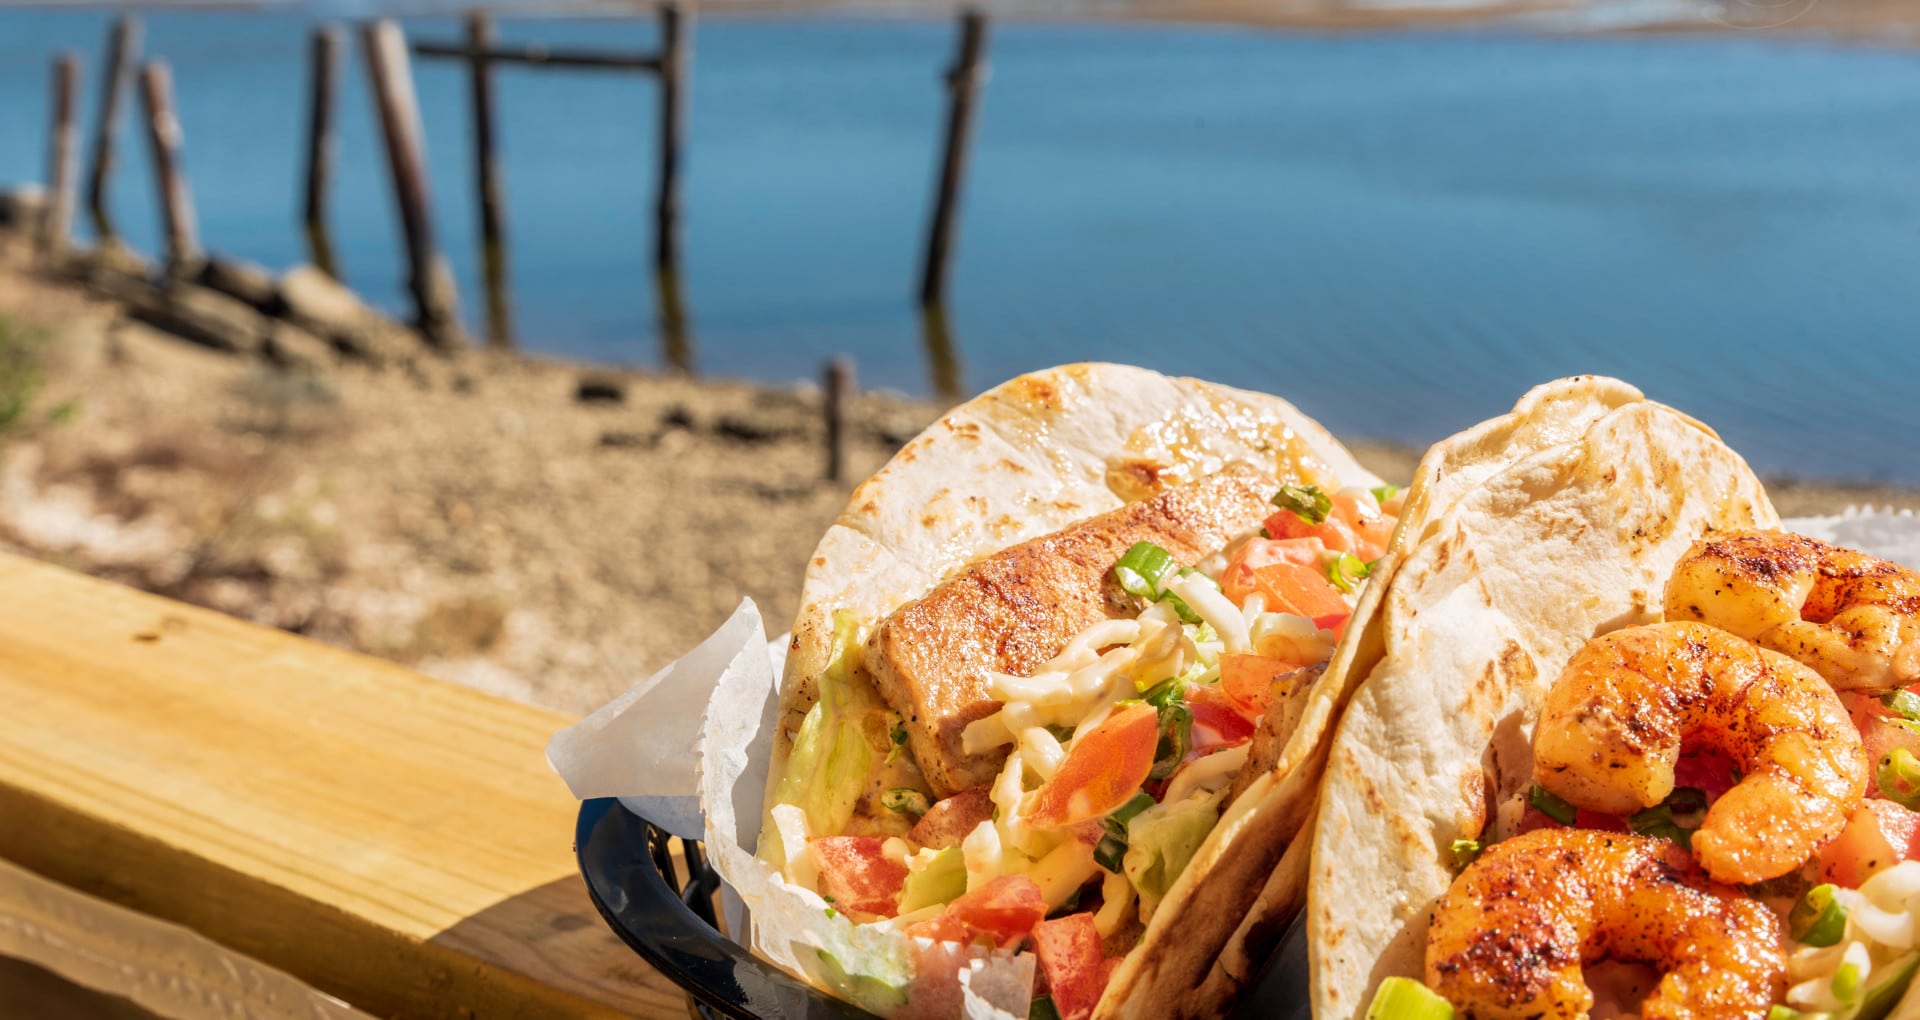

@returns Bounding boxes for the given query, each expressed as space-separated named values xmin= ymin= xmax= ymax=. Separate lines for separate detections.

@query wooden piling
xmin=43 ymin=54 xmax=81 ymax=257
xmin=361 ymin=19 xmax=463 ymax=349
xmin=655 ymin=3 xmax=686 ymax=276
xmin=656 ymin=266 xmax=693 ymax=374
xmin=138 ymin=60 xmax=199 ymax=278
xmin=467 ymin=12 xmax=513 ymax=349
xmin=825 ymin=357 xmax=854 ymax=484
xmin=918 ymin=9 xmax=988 ymax=310
xmin=918 ymin=304 xmax=964 ymax=404
xmin=303 ymin=26 xmax=342 ymax=278
xmin=86 ymin=16 xmax=139 ymax=247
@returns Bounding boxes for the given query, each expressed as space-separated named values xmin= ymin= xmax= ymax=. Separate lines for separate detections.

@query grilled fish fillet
xmin=865 ymin=463 xmax=1279 ymax=797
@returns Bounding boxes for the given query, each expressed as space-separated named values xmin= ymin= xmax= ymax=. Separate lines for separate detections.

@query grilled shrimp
xmin=1666 ymin=530 xmax=1920 ymax=694
xmin=1426 ymin=829 xmax=1784 ymax=1020
xmin=1532 ymin=621 xmax=1867 ymax=884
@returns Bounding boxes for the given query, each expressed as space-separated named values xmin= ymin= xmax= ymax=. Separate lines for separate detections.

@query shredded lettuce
xmin=897 ymin=846 xmax=968 ymax=914
xmin=759 ymin=610 xmax=880 ymax=867
xmin=815 ymin=941 xmax=911 ymax=1014
xmin=1123 ymin=790 xmax=1225 ymax=922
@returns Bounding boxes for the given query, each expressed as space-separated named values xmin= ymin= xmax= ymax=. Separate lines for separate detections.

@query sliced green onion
xmin=1114 ymin=541 xmax=1176 ymax=600
xmin=882 ymin=788 xmax=929 ymax=817
xmin=1370 ymin=484 xmax=1403 ymax=505
xmin=825 ymin=906 xmax=838 ymax=919
xmin=1106 ymin=791 xmax=1157 ymax=832
xmin=1272 ymin=484 xmax=1332 ymax=525
xmin=1879 ymin=749 xmax=1920 ymax=810
xmin=1766 ymin=1007 xmax=1805 ymax=1020
xmin=886 ymin=716 xmax=909 ymax=764
xmin=1162 ymin=592 xmax=1204 ymax=625
xmin=1854 ymin=951 xmax=1920 ymax=1020
xmin=1144 ymin=675 xmax=1188 ymax=709
xmin=1527 ymin=785 xmax=1577 ymax=826
xmin=1449 ymin=838 xmax=1482 ymax=871
xmin=1834 ymin=960 xmax=1864 ymax=1008
xmin=1886 ymin=690 xmax=1920 ymax=722
xmin=1628 ymin=807 xmax=1694 ymax=850
xmin=1148 ymin=703 xmax=1193 ymax=781
xmin=1789 ymin=884 xmax=1849 ymax=947
xmin=1329 ymin=552 xmax=1372 ymax=594
xmin=1093 ymin=832 xmax=1128 ymax=873
xmin=1363 ymin=976 xmax=1455 ymax=1020
xmin=1030 ymin=994 xmax=1063 ymax=1020
xmin=1663 ymin=786 xmax=1709 ymax=827
xmin=1629 ymin=788 xmax=1706 ymax=849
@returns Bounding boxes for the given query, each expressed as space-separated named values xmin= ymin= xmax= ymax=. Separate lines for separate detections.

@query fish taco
xmin=748 ymin=362 xmax=1402 ymax=1019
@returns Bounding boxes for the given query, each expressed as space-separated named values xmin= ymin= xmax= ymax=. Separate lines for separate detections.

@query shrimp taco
xmin=1309 ymin=390 xmax=1920 ymax=1018
xmin=746 ymin=362 xmax=1409 ymax=1019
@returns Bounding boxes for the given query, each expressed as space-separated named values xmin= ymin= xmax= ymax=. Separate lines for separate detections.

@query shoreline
xmin=0 ymin=232 xmax=1914 ymax=717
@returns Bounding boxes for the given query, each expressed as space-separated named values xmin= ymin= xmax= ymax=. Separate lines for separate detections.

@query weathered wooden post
xmin=655 ymin=3 xmax=685 ymax=277
xmin=304 ymin=25 xmax=343 ymax=278
xmin=361 ymin=19 xmax=464 ymax=349
xmin=86 ymin=16 xmax=140 ymax=248
xmin=917 ymin=9 xmax=988 ymax=310
xmin=918 ymin=304 xmax=964 ymax=404
xmin=42 ymin=53 xmax=81 ymax=257
xmin=824 ymin=357 xmax=854 ymax=484
xmin=656 ymin=271 xmax=692 ymax=374
xmin=466 ymin=11 xmax=513 ymax=348
xmin=138 ymin=60 xmax=200 ymax=278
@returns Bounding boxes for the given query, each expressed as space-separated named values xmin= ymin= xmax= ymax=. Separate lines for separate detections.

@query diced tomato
xmin=1514 ymin=806 xmax=1628 ymax=835
xmin=1575 ymin=809 xmax=1631 ymax=833
xmin=1848 ymin=694 xmax=1920 ymax=779
xmin=1028 ymin=703 xmax=1158 ymax=829
xmin=907 ymin=875 xmax=1047 ymax=948
xmin=811 ymin=836 xmax=908 ymax=921
xmin=1672 ymin=752 xmax=1739 ymax=804
xmin=1224 ymin=537 xmax=1325 ymax=578
xmin=1218 ymin=652 xmax=1310 ymax=718
xmin=1264 ymin=508 xmax=1358 ymax=555
xmin=1220 ymin=560 xmax=1351 ymax=636
xmin=1329 ymin=490 xmax=1395 ymax=563
xmin=1186 ymin=683 xmax=1256 ymax=751
xmin=1816 ymin=799 xmax=1920 ymax=889
xmin=910 ymin=786 xmax=995 ymax=850
xmin=1219 ymin=538 xmax=1323 ymax=614
xmin=1031 ymin=913 xmax=1110 ymax=1020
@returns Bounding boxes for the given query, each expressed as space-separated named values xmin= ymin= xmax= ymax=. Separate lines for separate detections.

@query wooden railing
xmin=0 ymin=550 xmax=684 ymax=1018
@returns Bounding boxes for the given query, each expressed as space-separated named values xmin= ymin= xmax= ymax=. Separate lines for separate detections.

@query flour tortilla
xmin=1160 ymin=376 xmax=1648 ymax=1011
xmin=1306 ymin=399 xmax=1778 ymax=1020
xmin=767 ymin=363 xmax=1382 ymax=1016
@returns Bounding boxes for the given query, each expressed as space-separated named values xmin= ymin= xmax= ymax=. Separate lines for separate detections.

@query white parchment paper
xmin=548 ymin=598 xmax=1032 ymax=1018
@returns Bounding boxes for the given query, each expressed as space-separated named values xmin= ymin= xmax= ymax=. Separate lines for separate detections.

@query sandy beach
xmin=0 ymin=223 xmax=1912 ymax=719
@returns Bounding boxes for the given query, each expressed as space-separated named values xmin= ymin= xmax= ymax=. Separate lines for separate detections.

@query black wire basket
xmin=574 ymin=797 xmax=1309 ymax=1020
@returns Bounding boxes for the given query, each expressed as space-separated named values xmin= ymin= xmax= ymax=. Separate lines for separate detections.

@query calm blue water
xmin=2 ymin=11 xmax=1917 ymax=483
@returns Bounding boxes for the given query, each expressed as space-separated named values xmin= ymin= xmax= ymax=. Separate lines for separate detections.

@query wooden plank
xmin=0 ymin=856 xmax=374 ymax=1019
xmin=0 ymin=552 xmax=685 ymax=1019
xmin=413 ymin=42 xmax=664 ymax=72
